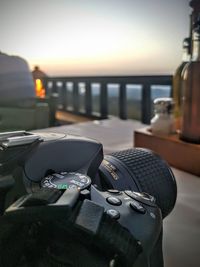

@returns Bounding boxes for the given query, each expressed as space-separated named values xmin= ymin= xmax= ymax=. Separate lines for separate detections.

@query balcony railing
xmin=43 ymin=75 xmax=172 ymax=124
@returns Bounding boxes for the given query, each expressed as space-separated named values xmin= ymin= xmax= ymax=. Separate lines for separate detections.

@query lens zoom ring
xmin=110 ymin=148 xmax=177 ymax=218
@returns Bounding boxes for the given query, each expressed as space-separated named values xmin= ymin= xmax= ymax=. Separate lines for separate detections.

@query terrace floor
xmin=39 ymin=117 xmax=200 ymax=267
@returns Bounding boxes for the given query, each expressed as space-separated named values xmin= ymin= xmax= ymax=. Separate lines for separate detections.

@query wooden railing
xmin=43 ymin=75 xmax=172 ymax=124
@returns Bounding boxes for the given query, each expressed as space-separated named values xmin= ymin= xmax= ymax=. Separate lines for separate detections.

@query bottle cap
xmin=153 ymin=98 xmax=174 ymax=115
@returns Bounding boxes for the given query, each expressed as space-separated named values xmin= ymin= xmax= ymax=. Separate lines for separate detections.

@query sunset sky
xmin=0 ymin=0 xmax=190 ymax=76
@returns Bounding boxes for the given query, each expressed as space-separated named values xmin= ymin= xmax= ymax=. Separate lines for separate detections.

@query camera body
xmin=0 ymin=131 xmax=177 ymax=267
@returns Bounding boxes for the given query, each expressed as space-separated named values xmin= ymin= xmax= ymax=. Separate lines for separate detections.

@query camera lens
xmin=98 ymin=148 xmax=177 ymax=218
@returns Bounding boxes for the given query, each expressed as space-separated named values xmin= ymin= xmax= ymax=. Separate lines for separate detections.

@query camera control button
xmin=106 ymin=209 xmax=120 ymax=219
xmin=125 ymin=190 xmax=155 ymax=205
xmin=140 ymin=192 xmax=156 ymax=203
xmin=125 ymin=190 xmax=141 ymax=200
xmin=106 ymin=197 xmax=122 ymax=206
xmin=107 ymin=189 xmax=120 ymax=194
xmin=130 ymin=201 xmax=146 ymax=214
xmin=125 ymin=190 xmax=136 ymax=198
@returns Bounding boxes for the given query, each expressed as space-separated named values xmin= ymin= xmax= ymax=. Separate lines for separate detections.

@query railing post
xmin=61 ymin=81 xmax=67 ymax=110
xmin=85 ymin=82 xmax=92 ymax=116
xmin=43 ymin=78 xmax=48 ymax=96
xmin=141 ymin=83 xmax=151 ymax=124
xmin=119 ymin=83 xmax=127 ymax=120
xmin=52 ymin=81 xmax=57 ymax=93
xmin=100 ymin=83 xmax=108 ymax=119
xmin=73 ymin=82 xmax=79 ymax=113
xmin=170 ymin=85 xmax=173 ymax=98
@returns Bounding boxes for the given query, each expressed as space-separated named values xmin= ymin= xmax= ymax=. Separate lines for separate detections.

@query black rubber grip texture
xmin=110 ymin=148 xmax=177 ymax=218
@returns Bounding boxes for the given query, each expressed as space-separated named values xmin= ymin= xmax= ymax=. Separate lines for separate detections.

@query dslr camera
xmin=0 ymin=131 xmax=177 ymax=267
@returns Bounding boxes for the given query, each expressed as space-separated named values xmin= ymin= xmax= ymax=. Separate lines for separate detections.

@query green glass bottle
xmin=173 ymin=38 xmax=191 ymax=132
xmin=180 ymin=16 xmax=200 ymax=143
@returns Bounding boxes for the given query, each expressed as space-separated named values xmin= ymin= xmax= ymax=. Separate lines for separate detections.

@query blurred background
xmin=1 ymin=1 xmax=200 ymax=267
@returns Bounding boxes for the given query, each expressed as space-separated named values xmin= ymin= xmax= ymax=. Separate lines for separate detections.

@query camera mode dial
xmin=41 ymin=172 xmax=91 ymax=191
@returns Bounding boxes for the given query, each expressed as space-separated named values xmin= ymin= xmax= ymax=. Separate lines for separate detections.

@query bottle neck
xmin=182 ymin=48 xmax=191 ymax=62
xmin=192 ymin=32 xmax=200 ymax=61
